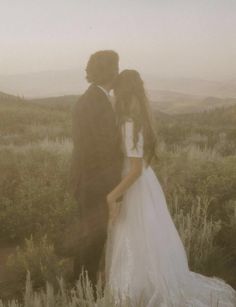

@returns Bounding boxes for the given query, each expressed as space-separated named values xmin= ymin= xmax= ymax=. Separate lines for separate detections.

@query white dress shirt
xmin=97 ymin=85 xmax=115 ymax=110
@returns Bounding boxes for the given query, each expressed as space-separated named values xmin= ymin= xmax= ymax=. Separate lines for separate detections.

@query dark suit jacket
xmin=70 ymin=84 xmax=123 ymax=216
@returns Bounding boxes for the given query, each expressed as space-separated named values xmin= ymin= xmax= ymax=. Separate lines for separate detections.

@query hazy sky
xmin=1 ymin=0 xmax=236 ymax=80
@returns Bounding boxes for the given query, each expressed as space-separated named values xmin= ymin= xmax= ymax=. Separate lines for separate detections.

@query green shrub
xmin=3 ymin=236 xmax=71 ymax=299
xmin=0 ymin=146 xmax=77 ymax=242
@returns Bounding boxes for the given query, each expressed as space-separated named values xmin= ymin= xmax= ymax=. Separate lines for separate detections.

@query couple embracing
xmin=70 ymin=50 xmax=236 ymax=306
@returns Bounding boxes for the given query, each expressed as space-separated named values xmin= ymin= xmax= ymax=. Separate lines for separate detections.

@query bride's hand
xmin=109 ymin=203 xmax=121 ymax=226
xmin=107 ymin=194 xmax=121 ymax=225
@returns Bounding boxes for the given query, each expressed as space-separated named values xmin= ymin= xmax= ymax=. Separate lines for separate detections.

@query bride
xmin=104 ymin=70 xmax=236 ymax=306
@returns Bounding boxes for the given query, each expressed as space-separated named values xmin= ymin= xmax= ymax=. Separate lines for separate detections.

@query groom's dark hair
xmin=86 ymin=50 xmax=119 ymax=86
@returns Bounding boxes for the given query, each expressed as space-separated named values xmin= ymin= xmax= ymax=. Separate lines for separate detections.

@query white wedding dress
xmin=105 ymin=120 xmax=236 ymax=307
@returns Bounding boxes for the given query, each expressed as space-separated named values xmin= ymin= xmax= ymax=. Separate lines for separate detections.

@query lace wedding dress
xmin=105 ymin=120 xmax=236 ymax=307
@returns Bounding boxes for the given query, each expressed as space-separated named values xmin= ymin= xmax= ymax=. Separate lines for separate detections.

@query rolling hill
xmin=1 ymin=70 xmax=236 ymax=98
xmin=1 ymin=88 xmax=236 ymax=116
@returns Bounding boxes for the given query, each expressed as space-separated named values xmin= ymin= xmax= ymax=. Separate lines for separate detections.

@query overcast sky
xmin=1 ymin=0 xmax=236 ymax=81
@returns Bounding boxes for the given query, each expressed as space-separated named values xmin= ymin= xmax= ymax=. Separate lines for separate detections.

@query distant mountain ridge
xmin=1 ymin=87 xmax=236 ymax=115
xmin=1 ymin=86 xmax=235 ymax=113
xmin=0 ymin=70 xmax=236 ymax=98
xmin=147 ymin=77 xmax=236 ymax=99
xmin=0 ymin=91 xmax=20 ymax=100
xmin=150 ymin=93 xmax=236 ymax=114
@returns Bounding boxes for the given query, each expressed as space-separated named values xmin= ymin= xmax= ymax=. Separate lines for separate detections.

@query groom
xmin=70 ymin=50 xmax=123 ymax=287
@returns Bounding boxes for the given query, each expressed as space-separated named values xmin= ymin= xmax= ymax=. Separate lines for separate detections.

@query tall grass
xmin=0 ymin=270 xmax=134 ymax=307
xmin=0 ymin=270 xmax=230 ymax=307
xmin=170 ymin=194 xmax=221 ymax=271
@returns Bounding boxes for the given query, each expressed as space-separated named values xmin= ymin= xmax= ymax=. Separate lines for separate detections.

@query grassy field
xmin=0 ymin=93 xmax=235 ymax=305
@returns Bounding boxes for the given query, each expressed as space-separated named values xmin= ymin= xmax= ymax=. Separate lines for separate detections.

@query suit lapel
xmin=92 ymin=84 xmax=117 ymax=126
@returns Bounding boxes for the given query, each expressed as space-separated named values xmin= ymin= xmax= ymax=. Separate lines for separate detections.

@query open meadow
xmin=0 ymin=92 xmax=236 ymax=306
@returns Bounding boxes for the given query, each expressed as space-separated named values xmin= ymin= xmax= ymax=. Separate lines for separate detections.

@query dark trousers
xmin=72 ymin=197 xmax=108 ymax=296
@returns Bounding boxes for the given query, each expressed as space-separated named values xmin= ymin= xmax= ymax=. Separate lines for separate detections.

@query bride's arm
xmin=106 ymin=157 xmax=142 ymax=204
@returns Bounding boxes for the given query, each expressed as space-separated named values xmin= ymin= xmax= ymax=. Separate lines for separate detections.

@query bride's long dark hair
xmin=113 ymin=69 xmax=158 ymax=165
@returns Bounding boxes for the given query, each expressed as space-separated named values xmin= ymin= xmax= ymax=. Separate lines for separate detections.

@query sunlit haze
xmin=1 ymin=0 xmax=236 ymax=97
